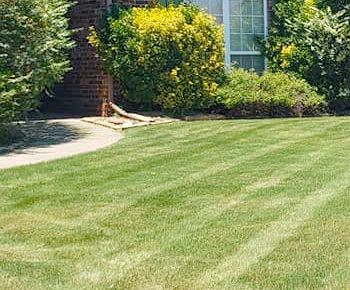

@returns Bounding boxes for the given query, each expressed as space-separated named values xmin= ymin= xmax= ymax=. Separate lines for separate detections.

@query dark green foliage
xmin=297 ymin=8 xmax=350 ymax=111
xmin=158 ymin=0 xmax=184 ymax=7
xmin=264 ymin=1 xmax=350 ymax=112
xmin=0 ymin=0 xmax=74 ymax=132
xmin=318 ymin=0 xmax=350 ymax=12
xmin=216 ymin=69 xmax=326 ymax=117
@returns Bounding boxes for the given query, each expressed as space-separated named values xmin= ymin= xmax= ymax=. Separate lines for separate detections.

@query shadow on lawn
xmin=0 ymin=121 xmax=83 ymax=155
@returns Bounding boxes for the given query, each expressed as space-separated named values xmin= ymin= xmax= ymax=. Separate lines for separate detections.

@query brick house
xmin=53 ymin=0 xmax=273 ymax=115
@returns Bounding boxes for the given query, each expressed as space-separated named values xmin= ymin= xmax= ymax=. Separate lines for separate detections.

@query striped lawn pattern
xmin=0 ymin=117 xmax=349 ymax=289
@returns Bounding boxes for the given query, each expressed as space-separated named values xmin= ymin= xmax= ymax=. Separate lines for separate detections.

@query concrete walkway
xmin=0 ymin=119 xmax=123 ymax=170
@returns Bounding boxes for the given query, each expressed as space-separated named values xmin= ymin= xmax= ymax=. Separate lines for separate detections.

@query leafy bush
xmin=0 ymin=0 xmax=74 ymax=129
xmin=265 ymin=4 xmax=350 ymax=111
xmin=295 ymin=7 xmax=350 ymax=111
xmin=88 ymin=4 xmax=225 ymax=113
xmin=216 ymin=69 xmax=326 ymax=117
xmin=262 ymin=0 xmax=315 ymax=72
xmin=318 ymin=0 xmax=350 ymax=12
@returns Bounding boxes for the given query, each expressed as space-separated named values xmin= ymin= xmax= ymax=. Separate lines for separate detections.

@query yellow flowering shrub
xmin=88 ymin=4 xmax=225 ymax=112
xmin=304 ymin=0 xmax=316 ymax=15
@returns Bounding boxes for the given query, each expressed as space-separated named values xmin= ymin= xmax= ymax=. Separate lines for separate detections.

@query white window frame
xmin=223 ymin=0 xmax=268 ymax=68
xmin=186 ymin=0 xmax=269 ymax=69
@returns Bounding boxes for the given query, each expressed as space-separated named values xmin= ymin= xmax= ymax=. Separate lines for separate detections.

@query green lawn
xmin=1 ymin=117 xmax=350 ymax=289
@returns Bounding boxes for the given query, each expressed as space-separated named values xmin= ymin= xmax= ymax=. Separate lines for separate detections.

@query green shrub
xmin=216 ymin=69 xmax=326 ymax=117
xmin=318 ymin=0 xmax=350 ymax=12
xmin=88 ymin=4 xmax=225 ymax=113
xmin=264 ymin=2 xmax=350 ymax=112
xmin=291 ymin=7 xmax=350 ymax=111
xmin=0 ymin=0 xmax=74 ymax=128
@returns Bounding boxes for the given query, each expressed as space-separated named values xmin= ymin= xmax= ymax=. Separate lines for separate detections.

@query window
xmin=193 ymin=0 xmax=223 ymax=24
xmin=191 ymin=0 xmax=267 ymax=71
xmin=229 ymin=0 xmax=266 ymax=71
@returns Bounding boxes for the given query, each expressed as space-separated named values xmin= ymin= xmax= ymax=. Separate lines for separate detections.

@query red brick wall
xmin=268 ymin=0 xmax=273 ymax=23
xmin=52 ymin=0 xmax=107 ymax=115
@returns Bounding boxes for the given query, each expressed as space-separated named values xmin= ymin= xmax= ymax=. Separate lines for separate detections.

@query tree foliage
xmin=318 ymin=0 xmax=350 ymax=12
xmin=264 ymin=0 xmax=350 ymax=111
xmin=0 ymin=0 xmax=74 ymax=129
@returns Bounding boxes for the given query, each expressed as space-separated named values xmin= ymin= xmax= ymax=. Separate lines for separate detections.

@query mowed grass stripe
xmin=197 ymin=169 xmax=350 ymax=288
xmin=238 ymin=189 xmax=350 ymax=289
xmin=0 ymin=119 xmax=322 ymax=209
xmin=109 ymin=126 xmax=350 ymax=288
xmin=0 ymin=118 xmax=350 ymax=289
xmin=110 ymin=119 xmax=341 ymax=212
xmin=0 ymin=118 xmax=336 ymax=190
xmin=322 ymin=249 xmax=350 ymax=288
xmin=0 ymin=121 xmax=279 ymax=195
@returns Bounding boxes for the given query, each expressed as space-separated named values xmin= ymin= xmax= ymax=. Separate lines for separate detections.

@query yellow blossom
xmin=281 ymin=43 xmax=296 ymax=57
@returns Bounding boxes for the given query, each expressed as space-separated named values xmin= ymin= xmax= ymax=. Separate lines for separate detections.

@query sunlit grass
xmin=0 ymin=117 xmax=349 ymax=289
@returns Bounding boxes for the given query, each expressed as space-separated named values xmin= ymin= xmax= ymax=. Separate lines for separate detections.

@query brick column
xmin=50 ymin=0 xmax=111 ymax=116
xmin=268 ymin=0 xmax=273 ymax=23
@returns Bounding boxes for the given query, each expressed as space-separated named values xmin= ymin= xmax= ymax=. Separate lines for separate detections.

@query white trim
xmin=223 ymin=0 xmax=231 ymax=67
xmin=263 ymin=0 xmax=269 ymax=70
xmin=263 ymin=0 xmax=268 ymax=38
xmin=231 ymin=51 xmax=262 ymax=55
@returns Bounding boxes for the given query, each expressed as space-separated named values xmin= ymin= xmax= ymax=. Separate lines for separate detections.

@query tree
xmin=0 ymin=0 xmax=74 ymax=130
